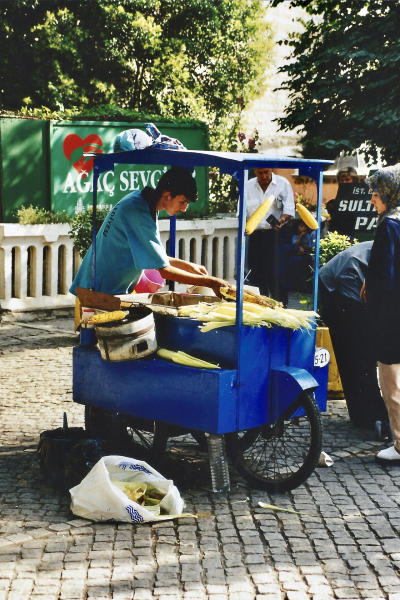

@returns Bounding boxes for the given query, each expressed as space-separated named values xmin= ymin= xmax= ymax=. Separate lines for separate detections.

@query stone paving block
xmin=4 ymin=318 xmax=400 ymax=600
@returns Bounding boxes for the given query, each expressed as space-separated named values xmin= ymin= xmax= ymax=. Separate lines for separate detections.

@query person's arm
xmin=273 ymin=213 xmax=292 ymax=231
xmin=158 ymin=264 xmax=229 ymax=298
xmin=360 ymin=280 xmax=367 ymax=302
xmin=274 ymin=182 xmax=295 ymax=230
xmin=168 ymin=257 xmax=208 ymax=276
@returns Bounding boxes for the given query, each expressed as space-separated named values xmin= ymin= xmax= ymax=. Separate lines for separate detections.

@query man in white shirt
xmin=246 ymin=168 xmax=295 ymax=305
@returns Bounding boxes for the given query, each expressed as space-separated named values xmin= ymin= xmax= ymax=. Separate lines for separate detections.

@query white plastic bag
xmin=69 ymin=455 xmax=184 ymax=523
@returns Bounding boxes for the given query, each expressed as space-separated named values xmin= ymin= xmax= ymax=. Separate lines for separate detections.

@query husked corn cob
xmin=245 ymin=194 xmax=274 ymax=235
xmin=157 ymin=348 xmax=220 ymax=369
xmin=220 ymin=286 xmax=282 ymax=309
xmin=296 ymin=203 xmax=319 ymax=230
xmin=81 ymin=310 xmax=127 ymax=326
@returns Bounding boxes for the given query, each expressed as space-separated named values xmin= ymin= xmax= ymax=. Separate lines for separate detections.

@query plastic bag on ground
xmin=69 ymin=455 xmax=184 ymax=523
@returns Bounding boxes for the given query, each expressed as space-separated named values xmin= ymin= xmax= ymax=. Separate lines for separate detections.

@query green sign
xmin=50 ymin=121 xmax=209 ymax=218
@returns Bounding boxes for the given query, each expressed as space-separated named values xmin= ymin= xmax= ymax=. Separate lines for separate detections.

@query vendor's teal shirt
xmin=70 ymin=190 xmax=169 ymax=295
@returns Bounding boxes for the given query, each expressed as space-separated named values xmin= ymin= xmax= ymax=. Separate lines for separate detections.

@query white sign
xmin=314 ymin=347 xmax=330 ymax=368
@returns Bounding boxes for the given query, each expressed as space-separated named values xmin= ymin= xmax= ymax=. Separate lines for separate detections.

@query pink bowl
xmin=134 ymin=269 xmax=165 ymax=294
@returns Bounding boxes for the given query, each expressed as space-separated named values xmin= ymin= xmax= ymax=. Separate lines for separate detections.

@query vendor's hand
xmin=206 ymin=277 xmax=230 ymax=298
xmin=360 ymin=280 xmax=367 ymax=303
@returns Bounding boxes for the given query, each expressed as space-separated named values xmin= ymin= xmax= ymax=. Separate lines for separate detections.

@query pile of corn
xmin=179 ymin=287 xmax=317 ymax=333
xmin=220 ymin=286 xmax=282 ymax=308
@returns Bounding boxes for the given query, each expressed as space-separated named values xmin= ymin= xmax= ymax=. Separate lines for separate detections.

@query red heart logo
xmin=63 ymin=134 xmax=103 ymax=179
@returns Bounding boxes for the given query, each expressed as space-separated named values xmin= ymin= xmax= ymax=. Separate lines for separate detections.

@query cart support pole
xmin=168 ymin=215 xmax=177 ymax=292
xmin=234 ymin=169 xmax=248 ymax=409
xmin=312 ymin=169 xmax=324 ymax=312
xmin=91 ymin=165 xmax=99 ymax=291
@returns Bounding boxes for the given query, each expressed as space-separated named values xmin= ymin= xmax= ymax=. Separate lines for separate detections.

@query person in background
xmin=290 ymin=220 xmax=312 ymax=255
xmin=285 ymin=220 xmax=313 ymax=293
xmin=70 ymin=166 xmax=229 ymax=298
xmin=336 ymin=166 xmax=359 ymax=184
xmin=326 ymin=199 xmax=336 ymax=216
xmin=360 ymin=165 xmax=400 ymax=464
xmin=329 ymin=167 xmax=359 ymax=238
xmin=319 ymin=241 xmax=388 ymax=429
xmin=246 ymin=167 xmax=295 ymax=305
xmin=325 ymin=199 xmax=336 ymax=232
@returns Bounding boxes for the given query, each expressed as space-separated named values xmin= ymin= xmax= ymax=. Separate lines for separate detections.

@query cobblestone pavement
xmin=1 ymin=315 xmax=400 ymax=600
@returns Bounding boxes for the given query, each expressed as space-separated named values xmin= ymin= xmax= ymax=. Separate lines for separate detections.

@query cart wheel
xmin=84 ymin=406 xmax=167 ymax=458
xmin=225 ymin=391 xmax=322 ymax=493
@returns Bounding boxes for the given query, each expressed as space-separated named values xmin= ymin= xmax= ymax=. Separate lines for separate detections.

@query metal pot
xmin=95 ymin=306 xmax=157 ymax=361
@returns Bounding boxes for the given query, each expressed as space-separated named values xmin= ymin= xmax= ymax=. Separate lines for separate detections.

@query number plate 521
xmin=314 ymin=347 xmax=330 ymax=368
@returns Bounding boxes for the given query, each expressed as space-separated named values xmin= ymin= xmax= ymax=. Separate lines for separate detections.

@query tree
xmin=273 ymin=0 xmax=400 ymax=165
xmin=0 ymin=0 xmax=273 ymax=148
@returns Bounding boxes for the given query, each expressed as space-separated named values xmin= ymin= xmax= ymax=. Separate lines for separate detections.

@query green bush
xmin=68 ymin=206 xmax=111 ymax=259
xmin=209 ymin=130 xmax=260 ymax=216
xmin=318 ymin=231 xmax=358 ymax=268
xmin=15 ymin=205 xmax=71 ymax=224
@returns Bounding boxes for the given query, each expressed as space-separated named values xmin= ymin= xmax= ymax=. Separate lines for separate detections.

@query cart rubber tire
xmin=225 ymin=391 xmax=322 ymax=493
xmin=84 ymin=406 xmax=167 ymax=458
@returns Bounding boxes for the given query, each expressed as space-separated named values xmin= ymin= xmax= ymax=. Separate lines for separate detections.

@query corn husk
xmin=220 ymin=286 xmax=282 ymax=308
xmin=111 ymin=479 xmax=147 ymax=503
xmin=157 ymin=348 xmax=220 ymax=369
xmin=178 ymin=301 xmax=318 ymax=333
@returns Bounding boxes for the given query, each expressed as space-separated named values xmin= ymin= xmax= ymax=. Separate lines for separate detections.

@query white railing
xmin=0 ymin=217 xmax=238 ymax=311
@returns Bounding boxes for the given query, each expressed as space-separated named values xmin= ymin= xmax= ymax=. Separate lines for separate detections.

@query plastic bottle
xmin=207 ymin=433 xmax=230 ymax=493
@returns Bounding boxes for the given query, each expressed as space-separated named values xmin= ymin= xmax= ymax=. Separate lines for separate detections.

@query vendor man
xmin=70 ymin=166 xmax=229 ymax=297
xmin=246 ymin=167 xmax=295 ymax=306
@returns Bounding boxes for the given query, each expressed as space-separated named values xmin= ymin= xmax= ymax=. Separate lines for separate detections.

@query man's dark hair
xmin=155 ymin=166 xmax=198 ymax=202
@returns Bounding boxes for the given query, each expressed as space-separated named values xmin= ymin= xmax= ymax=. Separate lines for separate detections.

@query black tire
xmin=225 ymin=391 xmax=323 ymax=493
xmin=84 ymin=406 xmax=167 ymax=458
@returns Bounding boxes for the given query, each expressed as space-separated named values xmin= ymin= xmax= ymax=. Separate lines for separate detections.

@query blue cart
xmin=73 ymin=149 xmax=332 ymax=493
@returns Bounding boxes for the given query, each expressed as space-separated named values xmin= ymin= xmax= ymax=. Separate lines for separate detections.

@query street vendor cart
xmin=73 ymin=148 xmax=332 ymax=493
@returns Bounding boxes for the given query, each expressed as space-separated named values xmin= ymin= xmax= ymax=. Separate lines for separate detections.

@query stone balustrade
xmin=0 ymin=217 xmax=238 ymax=311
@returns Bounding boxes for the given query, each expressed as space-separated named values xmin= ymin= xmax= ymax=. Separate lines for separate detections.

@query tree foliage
xmin=0 ymin=0 xmax=273 ymax=148
xmin=274 ymin=0 xmax=400 ymax=165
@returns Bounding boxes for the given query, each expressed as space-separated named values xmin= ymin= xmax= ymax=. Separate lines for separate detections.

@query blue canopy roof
xmin=90 ymin=148 xmax=333 ymax=177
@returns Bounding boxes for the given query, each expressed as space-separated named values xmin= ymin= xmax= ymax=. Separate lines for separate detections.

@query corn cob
xmin=157 ymin=348 xmax=220 ymax=369
xmin=80 ymin=310 xmax=127 ymax=326
xmin=296 ymin=203 xmax=319 ymax=230
xmin=245 ymin=195 xmax=275 ymax=235
xmin=220 ymin=286 xmax=283 ymax=309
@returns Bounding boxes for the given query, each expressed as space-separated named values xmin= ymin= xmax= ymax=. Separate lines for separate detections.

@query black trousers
xmin=247 ymin=229 xmax=288 ymax=306
xmin=319 ymin=283 xmax=388 ymax=428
